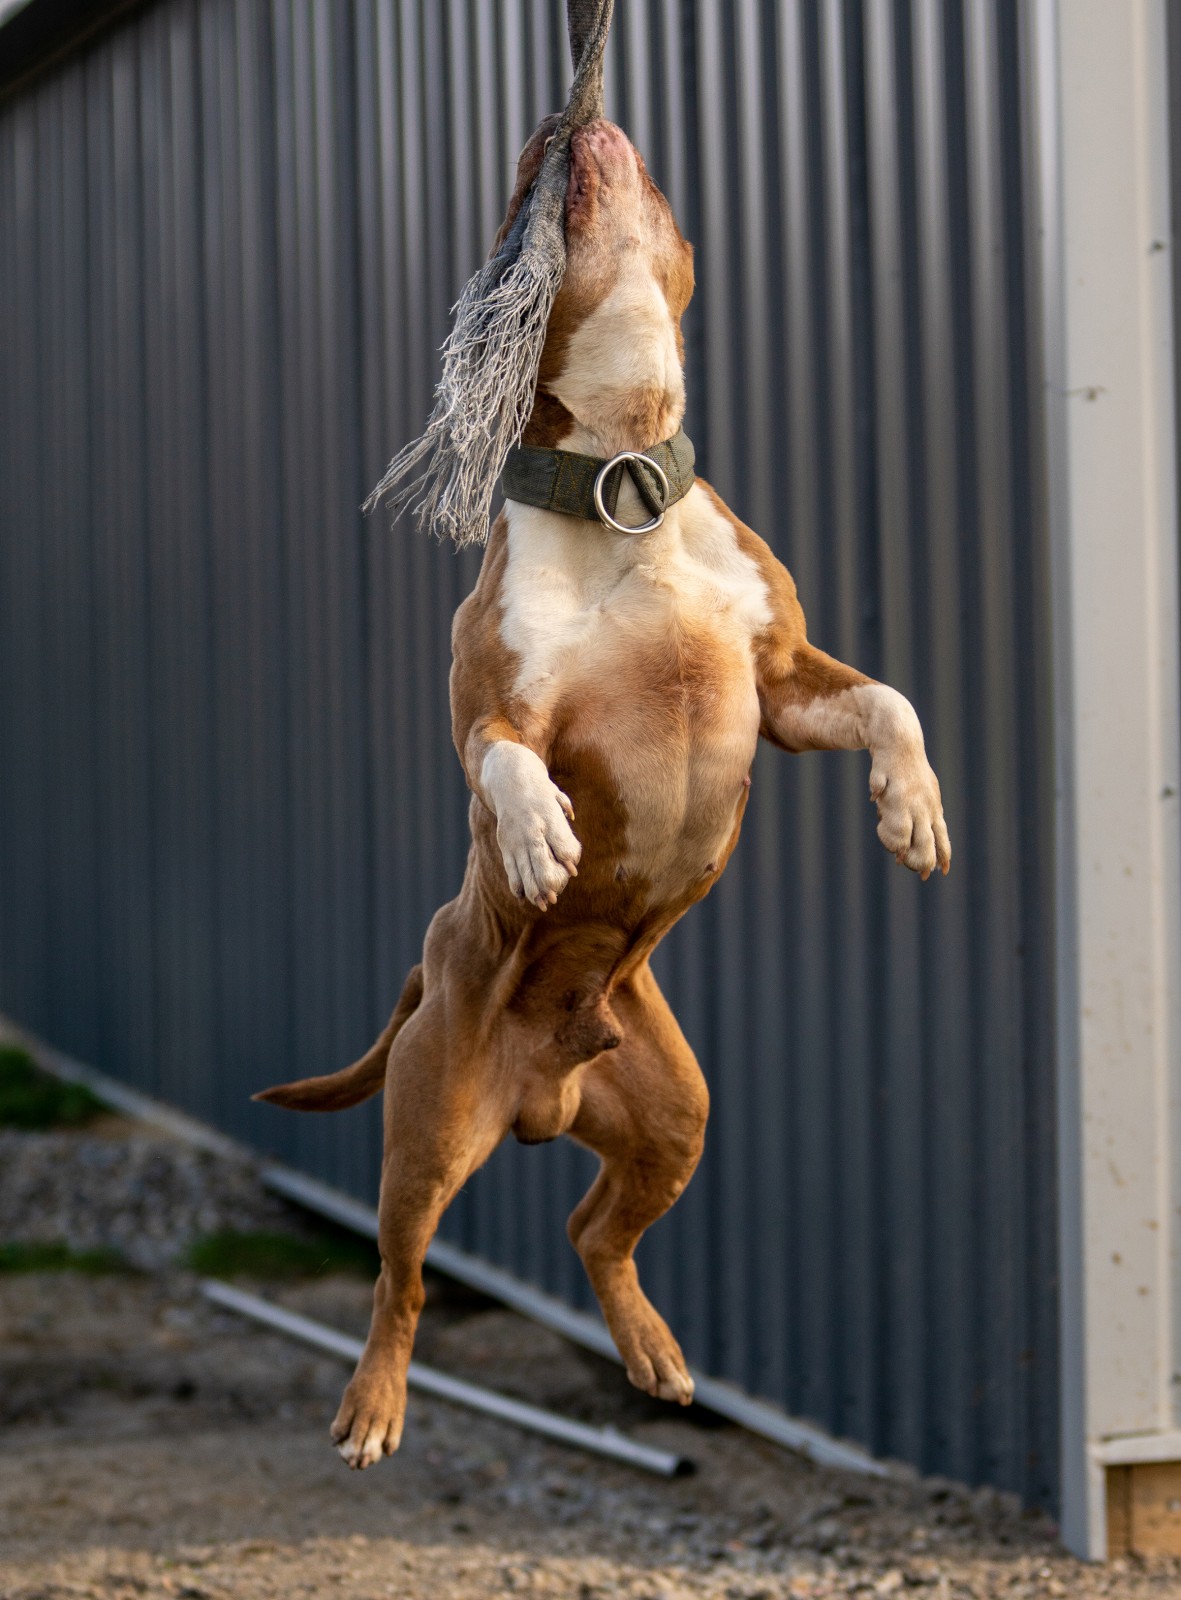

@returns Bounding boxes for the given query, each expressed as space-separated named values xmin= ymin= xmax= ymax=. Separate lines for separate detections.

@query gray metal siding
xmin=0 ymin=0 xmax=1057 ymax=1503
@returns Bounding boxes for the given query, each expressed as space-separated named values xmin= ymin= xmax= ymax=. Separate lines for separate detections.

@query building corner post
xmin=1032 ymin=0 xmax=1181 ymax=1562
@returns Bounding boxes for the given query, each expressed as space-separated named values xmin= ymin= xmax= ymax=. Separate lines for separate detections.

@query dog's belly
xmin=551 ymin=624 xmax=761 ymax=908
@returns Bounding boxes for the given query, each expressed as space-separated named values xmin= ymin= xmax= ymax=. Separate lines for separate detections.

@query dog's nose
xmin=571 ymin=120 xmax=633 ymax=180
xmin=567 ymin=121 xmax=635 ymax=225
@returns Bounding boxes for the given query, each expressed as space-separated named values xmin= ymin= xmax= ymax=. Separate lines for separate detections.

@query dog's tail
xmin=253 ymin=965 xmax=424 ymax=1112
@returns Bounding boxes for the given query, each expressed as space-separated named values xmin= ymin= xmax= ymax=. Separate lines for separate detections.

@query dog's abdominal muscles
xmin=480 ymin=741 xmax=582 ymax=909
xmin=498 ymin=492 xmax=770 ymax=903
xmin=787 ymin=683 xmax=951 ymax=879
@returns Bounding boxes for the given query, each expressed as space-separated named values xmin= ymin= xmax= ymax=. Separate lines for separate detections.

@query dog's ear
xmin=489 ymin=114 xmax=563 ymax=259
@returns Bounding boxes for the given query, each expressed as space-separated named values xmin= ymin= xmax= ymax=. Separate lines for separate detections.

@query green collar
xmin=501 ymin=429 xmax=695 ymax=533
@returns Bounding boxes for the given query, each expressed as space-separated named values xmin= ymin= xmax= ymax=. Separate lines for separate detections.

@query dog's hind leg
xmin=253 ymin=965 xmax=424 ymax=1111
xmin=567 ymin=966 xmax=708 ymax=1406
xmin=330 ymin=995 xmax=509 ymax=1468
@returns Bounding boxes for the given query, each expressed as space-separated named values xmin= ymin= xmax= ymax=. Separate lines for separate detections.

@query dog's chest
xmin=500 ymin=490 xmax=771 ymax=888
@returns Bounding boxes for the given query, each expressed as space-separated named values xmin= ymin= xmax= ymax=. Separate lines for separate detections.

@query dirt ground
xmin=2 ymin=1116 xmax=1180 ymax=1598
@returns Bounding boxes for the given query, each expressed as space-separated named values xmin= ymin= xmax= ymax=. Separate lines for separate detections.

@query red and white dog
xmin=259 ymin=118 xmax=950 ymax=1469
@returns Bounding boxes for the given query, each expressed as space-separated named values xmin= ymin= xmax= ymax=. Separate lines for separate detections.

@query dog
xmin=257 ymin=117 xmax=951 ymax=1470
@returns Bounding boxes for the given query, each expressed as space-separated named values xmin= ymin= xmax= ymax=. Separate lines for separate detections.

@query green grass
xmin=0 ymin=1046 xmax=106 ymax=1129
xmin=0 ymin=1240 xmax=128 ymax=1274
xmin=186 ymin=1227 xmax=380 ymax=1280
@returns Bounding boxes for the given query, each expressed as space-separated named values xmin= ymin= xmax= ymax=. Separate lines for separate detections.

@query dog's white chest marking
xmin=499 ymin=488 xmax=771 ymax=896
xmin=500 ymin=488 xmax=771 ymax=701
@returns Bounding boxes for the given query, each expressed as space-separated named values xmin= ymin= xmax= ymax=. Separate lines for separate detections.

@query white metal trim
xmin=0 ymin=1016 xmax=250 ymax=1163
xmin=0 ymin=0 xmax=33 ymax=29
xmin=1025 ymin=0 xmax=1094 ymax=1556
xmin=1094 ymin=1430 xmax=1181 ymax=1468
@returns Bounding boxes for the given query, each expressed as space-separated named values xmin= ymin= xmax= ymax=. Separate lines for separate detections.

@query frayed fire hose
xmin=364 ymin=0 xmax=615 ymax=549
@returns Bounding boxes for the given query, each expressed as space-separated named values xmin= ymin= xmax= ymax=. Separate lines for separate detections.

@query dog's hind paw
xmin=614 ymin=1305 xmax=695 ymax=1407
xmin=632 ymin=1358 xmax=695 ymax=1406
xmin=330 ymin=1375 xmax=406 ymax=1470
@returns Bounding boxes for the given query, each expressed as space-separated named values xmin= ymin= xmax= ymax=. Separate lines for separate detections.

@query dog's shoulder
xmin=684 ymin=479 xmax=805 ymax=645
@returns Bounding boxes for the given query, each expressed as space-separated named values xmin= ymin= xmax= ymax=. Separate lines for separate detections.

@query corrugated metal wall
xmin=0 ymin=0 xmax=1057 ymax=1503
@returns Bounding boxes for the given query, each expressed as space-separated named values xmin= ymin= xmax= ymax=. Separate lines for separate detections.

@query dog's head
xmin=495 ymin=118 xmax=694 ymax=456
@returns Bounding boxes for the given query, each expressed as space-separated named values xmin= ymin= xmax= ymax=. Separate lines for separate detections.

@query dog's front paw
xmin=862 ymin=687 xmax=951 ymax=880
xmin=482 ymin=742 xmax=582 ymax=911
xmin=869 ymin=740 xmax=951 ymax=881
xmin=497 ymin=784 xmax=581 ymax=911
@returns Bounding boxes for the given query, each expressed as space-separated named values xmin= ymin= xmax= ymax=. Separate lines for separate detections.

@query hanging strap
xmin=566 ymin=0 xmax=613 ymax=115
xmin=363 ymin=0 xmax=617 ymax=547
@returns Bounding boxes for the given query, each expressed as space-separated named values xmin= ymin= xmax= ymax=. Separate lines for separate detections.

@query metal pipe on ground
xmin=200 ymin=1278 xmax=692 ymax=1478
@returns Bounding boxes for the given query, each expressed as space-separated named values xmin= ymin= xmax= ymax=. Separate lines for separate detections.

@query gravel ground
xmin=1 ymin=1113 xmax=1179 ymax=1599
xmin=0 ymin=1124 xmax=298 ymax=1269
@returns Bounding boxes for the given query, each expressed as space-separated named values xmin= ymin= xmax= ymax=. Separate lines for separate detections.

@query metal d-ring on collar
xmin=592 ymin=451 xmax=671 ymax=534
